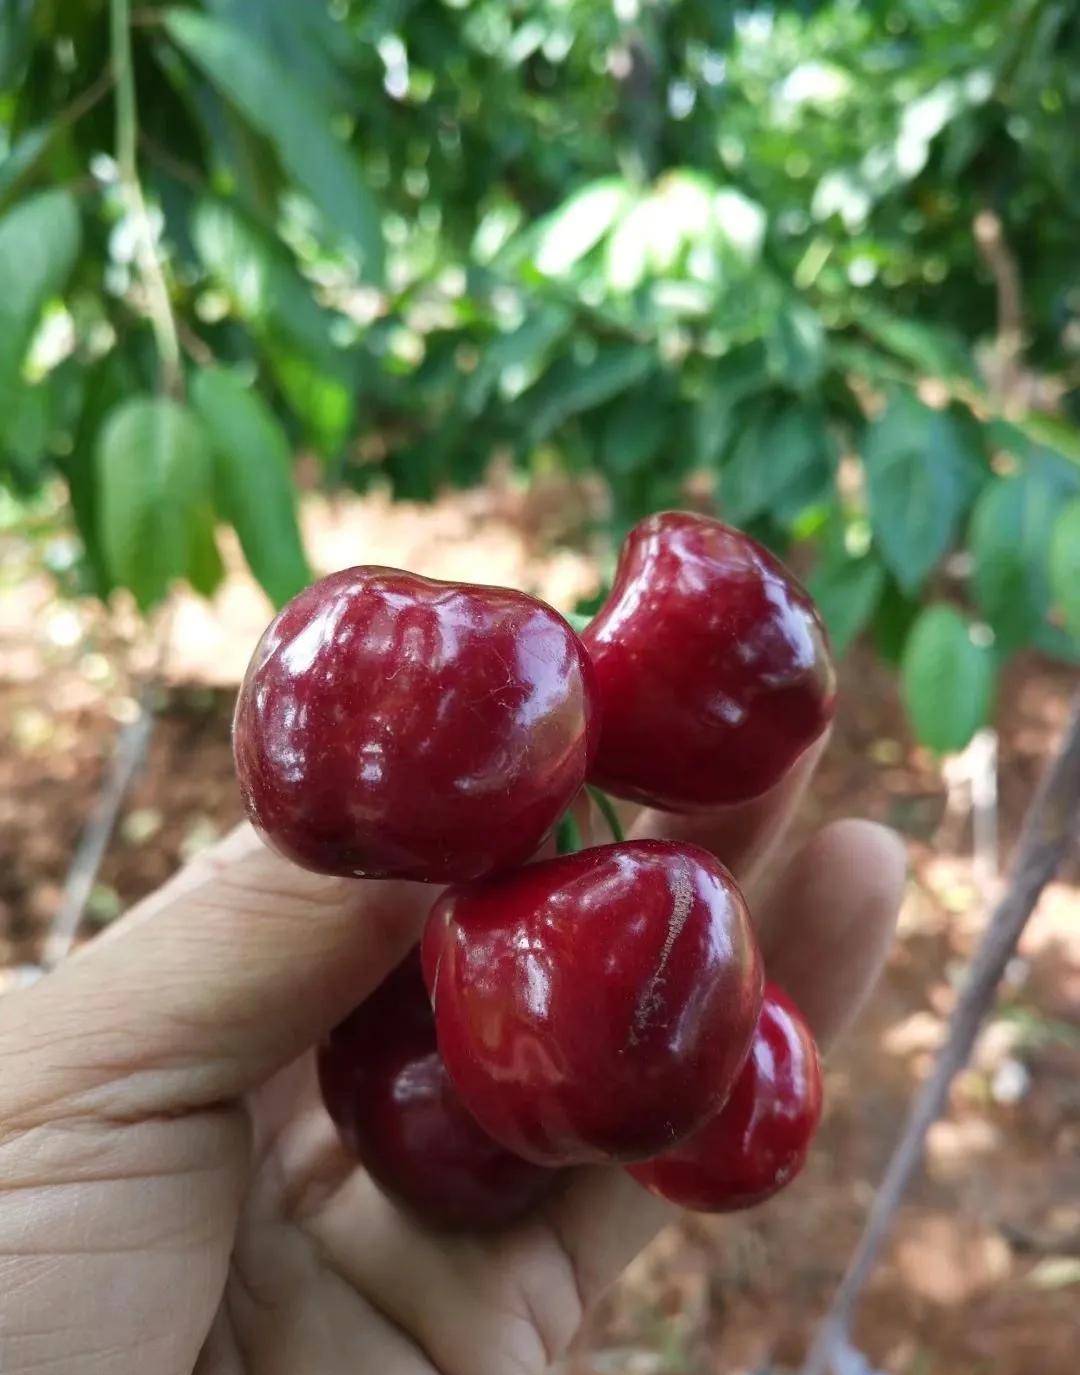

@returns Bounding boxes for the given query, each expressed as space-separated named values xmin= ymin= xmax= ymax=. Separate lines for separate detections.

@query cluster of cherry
xmin=234 ymin=513 xmax=835 ymax=1229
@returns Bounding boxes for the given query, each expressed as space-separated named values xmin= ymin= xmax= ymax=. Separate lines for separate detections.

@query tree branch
xmin=801 ymin=690 xmax=1080 ymax=1375
xmin=42 ymin=689 xmax=156 ymax=969
xmin=111 ymin=0 xmax=183 ymax=398
xmin=973 ymin=207 xmax=1024 ymax=406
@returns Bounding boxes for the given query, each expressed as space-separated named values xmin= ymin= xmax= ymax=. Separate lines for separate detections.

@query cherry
xmin=582 ymin=512 xmax=836 ymax=810
xmin=628 ymin=983 xmax=822 ymax=1212
xmin=318 ymin=949 xmax=558 ymax=1230
xmin=424 ymin=839 xmax=763 ymax=1167
xmin=234 ymin=566 xmax=598 ymax=882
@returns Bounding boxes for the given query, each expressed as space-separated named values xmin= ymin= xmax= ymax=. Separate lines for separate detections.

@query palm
xmin=192 ymin=1053 xmax=611 ymax=1375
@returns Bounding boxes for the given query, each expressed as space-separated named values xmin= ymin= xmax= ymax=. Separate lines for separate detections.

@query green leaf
xmin=872 ymin=574 xmax=921 ymax=666
xmin=0 ymin=189 xmax=80 ymax=409
xmin=1049 ymin=501 xmax=1080 ymax=643
xmin=204 ymin=0 xmax=360 ymax=110
xmin=533 ymin=178 xmax=631 ymax=276
xmin=692 ymin=343 xmax=769 ymax=466
xmin=901 ymin=604 xmax=995 ymax=753
xmin=191 ymin=367 xmax=311 ymax=606
xmin=721 ymin=400 xmax=835 ymax=526
xmin=268 ymin=346 xmax=354 ymax=457
xmin=166 ymin=9 xmax=382 ymax=280
xmin=191 ymin=199 xmax=345 ymax=370
xmin=853 ymin=305 xmax=975 ymax=382
xmin=1010 ymin=412 xmax=1080 ymax=470
xmin=186 ymin=502 xmax=226 ymax=598
xmin=0 ymin=0 xmax=33 ymax=88
xmin=765 ymin=299 xmax=826 ymax=392
xmin=600 ymin=383 xmax=668 ymax=475
xmin=524 ymin=344 xmax=656 ymax=444
xmin=970 ymin=474 xmax=1060 ymax=650
xmin=96 ymin=397 xmax=214 ymax=611
xmin=0 ymin=124 xmax=54 ymax=206
xmin=809 ymin=556 xmax=885 ymax=656
xmin=4 ymin=379 xmax=51 ymax=470
xmin=864 ymin=392 xmax=986 ymax=594
xmin=464 ymin=307 xmax=571 ymax=416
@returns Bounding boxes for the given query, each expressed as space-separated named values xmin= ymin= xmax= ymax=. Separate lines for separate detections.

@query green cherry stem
xmin=588 ymin=786 xmax=625 ymax=844
xmin=555 ymin=810 xmax=585 ymax=855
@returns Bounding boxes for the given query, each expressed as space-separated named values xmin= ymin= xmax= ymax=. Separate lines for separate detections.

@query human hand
xmin=0 ymin=741 xmax=904 ymax=1375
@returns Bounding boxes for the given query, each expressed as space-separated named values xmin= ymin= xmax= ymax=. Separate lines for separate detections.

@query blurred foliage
xmin=2 ymin=0 xmax=1079 ymax=749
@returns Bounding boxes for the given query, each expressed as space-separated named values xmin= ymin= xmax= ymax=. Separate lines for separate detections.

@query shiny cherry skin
xmin=234 ymin=566 xmax=598 ymax=882
xmin=317 ymin=949 xmax=558 ymax=1230
xmin=628 ymin=983 xmax=823 ymax=1212
xmin=582 ymin=512 xmax=836 ymax=810
xmin=424 ymin=839 xmax=763 ymax=1167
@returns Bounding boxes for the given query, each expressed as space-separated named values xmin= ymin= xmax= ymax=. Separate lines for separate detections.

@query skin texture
xmin=0 ymin=742 xmax=905 ymax=1375
xmin=629 ymin=983 xmax=823 ymax=1212
xmin=318 ymin=949 xmax=558 ymax=1229
xmin=583 ymin=512 xmax=837 ymax=809
xmin=424 ymin=840 xmax=763 ymax=1166
xmin=234 ymin=566 xmax=597 ymax=882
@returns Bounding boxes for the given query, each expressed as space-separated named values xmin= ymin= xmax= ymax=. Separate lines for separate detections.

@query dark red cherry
xmin=317 ymin=950 xmax=557 ymax=1230
xmin=582 ymin=512 xmax=836 ymax=809
xmin=424 ymin=840 xmax=763 ymax=1167
xmin=628 ymin=983 xmax=822 ymax=1212
xmin=234 ymin=566 xmax=598 ymax=882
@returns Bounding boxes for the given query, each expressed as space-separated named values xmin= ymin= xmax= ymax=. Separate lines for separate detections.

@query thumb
xmin=0 ymin=824 xmax=428 ymax=1126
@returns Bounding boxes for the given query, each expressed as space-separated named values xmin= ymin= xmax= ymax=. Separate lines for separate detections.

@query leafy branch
xmin=110 ymin=0 xmax=183 ymax=397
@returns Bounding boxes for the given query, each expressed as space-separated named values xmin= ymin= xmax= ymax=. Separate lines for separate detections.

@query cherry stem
xmin=555 ymin=811 xmax=584 ymax=855
xmin=588 ymin=786 xmax=624 ymax=844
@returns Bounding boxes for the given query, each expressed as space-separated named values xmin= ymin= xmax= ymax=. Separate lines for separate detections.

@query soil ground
xmin=1 ymin=482 xmax=1077 ymax=1374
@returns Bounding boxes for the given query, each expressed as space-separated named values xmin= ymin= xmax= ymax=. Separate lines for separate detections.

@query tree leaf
xmin=692 ymin=343 xmax=769 ymax=466
xmin=1010 ymin=412 xmax=1080 ymax=470
xmin=721 ymin=399 xmax=835 ymax=525
xmin=268 ymin=345 xmax=354 ymax=457
xmin=533 ymin=179 xmax=631 ymax=277
xmin=0 ymin=0 xmax=34 ymax=89
xmin=765 ymin=298 xmax=826 ymax=392
xmin=186 ymin=501 xmax=226 ymax=598
xmin=166 ymin=9 xmax=382 ymax=280
xmin=970 ymin=473 xmax=1060 ymax=650
xmin=463 ymin=307 xmax=570 ymax=416
xmin=901 ymin=603 xmax=995 ymax=753
xmin=854 ymin=304 xmax=975 ymax=382
xmin=191 ymin=198 xmax=346 ymax=370
xmin=204 ymin=0 xmax=360 ymax=111
xmin=872 ymin=574 xmax=921 ymax=666
xmin=1049 ymin=500 xmax=1080 ymax=643
xmin=809 ymin=555 xmax=885 ymax=656
xmin=600 ymin=382 xmax=669 ymax=475
xmin=523 ymin=344 xmax=656 ymax=444
xmin=191 ymin=367 xmax=312 ymax=606
xmin=0 ymin=124 xmax=54 ymax=206
xmin=96 ymin=397 xmax=214 ymax=611
xmin=0 ymin=189 xmax=80 ymax=410
xmin=864 ymin=392 xmax=986 ymax=594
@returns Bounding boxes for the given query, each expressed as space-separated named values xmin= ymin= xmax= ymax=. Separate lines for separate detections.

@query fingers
xmin=309 ymin=1169 xmax=585 ymax=1375
xmin=631 ymin=731 xmax=830 ymax=888
xmin=0 ymin=825 xmax=431 ymax=1124
xmin=755 ymin=817 xmax=907 ymax=1052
